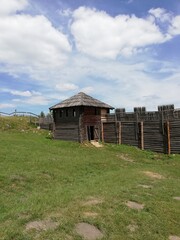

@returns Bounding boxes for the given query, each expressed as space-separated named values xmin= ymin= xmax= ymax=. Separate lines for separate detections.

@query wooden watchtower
xmin=50 ymin=92 xmax=113 ymax=142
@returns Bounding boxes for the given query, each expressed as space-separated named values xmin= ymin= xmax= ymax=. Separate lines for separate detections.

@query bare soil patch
xmin=10 ymin=174 xmax=26 ymax=181
xmin=17 ymin=212 xmax=31 ymax=220
xmin=47 ymin=211 xmax=62 ymax=219
xmin=116 ymin=153 xmax=134 ymax=162
xmin=127 ymin=224 xmax=138 ymax=232
xmin=65 ymin=235 xmax=73 ymax=240
xmin=125 ymin=201 xmax=144 ymax=210
xmin=91 ymin=141 xmax=103 ymax=148
xmin=83 ymin=212 xmax=98 ymax=217
xmin=169 ymin=236 xmax=180 ymax=240
xmin=138 ymin=184 xmax=152 ymax=189
xmin=83 ymin=197 xmax=103 ymax=206
xmin=25 ymin=220 xmax=59 ymax=231
xmin=173 ymin=197 xmax=180 ymax=201
xmin=75 ymin=222 xmax=103 ymax=240
xmin=143 ymin=171 xmax=165 ymax=179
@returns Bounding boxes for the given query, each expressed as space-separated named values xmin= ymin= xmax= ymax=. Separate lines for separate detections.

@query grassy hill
xmin=0 ymin=116 xmax=38 ymax=131
xmin=0 ymin=117 xmax=180 ymax=240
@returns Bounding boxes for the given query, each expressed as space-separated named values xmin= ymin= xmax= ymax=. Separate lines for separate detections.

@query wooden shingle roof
xmin=50 ymin=92 xmax=114 ymax=110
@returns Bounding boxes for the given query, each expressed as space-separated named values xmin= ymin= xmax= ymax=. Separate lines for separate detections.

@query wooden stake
xmin=141 ymin=121 xmax=144 ymax=150
xmin=101 ymin=122 xmax=104 ymax=143
xmin=167 ymin=121 xmax=171 ymax=155
xmin=118 ymin=122 xmax=122 ymax=145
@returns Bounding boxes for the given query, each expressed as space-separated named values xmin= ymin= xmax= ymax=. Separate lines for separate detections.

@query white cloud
xmin=0 ymin=3 xmax=180 ymax=113
xmin=13 ymin=95 xmax=49 ymax=105
xmin=149 ymin=8 xmax=172 ymax=22
xmin=127 ymin=0 xmax=133 ymax=4
xmin=55 ymin=83 xmax=78 ymax=91
xmin=48 ymin=53 xmax=180 ymax=110
xmin=0 ymin=88 xmax=42 ymax=97
xmin=168 ymin=16 xmax=180 ymax=35
xmin=24 ymin=95 xmax=50 ymax=105
xmin=80 ymin=86 xmax=94 ymax=94
xmin=71 ymin=7 xmax=169 ymax=59
xmin=0 ymin=0 xmax=72 ymax=82
xmin=1 ymin=88 xmax=49 ymax=106
xmin=0 ymin=0 xmax=28 ymax=16
xmin=57 ymin=8 xmax=72 ymax=17
xmin=10 ymin=90 xmax=32 ymax=97
xmin=0 ymin=14 xmax=71 ymax=66
xmin=0 ymin=103 xmax=15 ymax=109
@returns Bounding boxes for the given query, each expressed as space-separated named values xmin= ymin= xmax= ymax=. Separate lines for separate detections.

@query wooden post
xmin=101 ymin=122 xmax=104 ymax=143
xmin=141 ymin=121 xmax=144 ymax=150
xmin=167 ymin=121 xmax=171 ymax=155
xmin=118 ymin=121 xmax=122 ymax=144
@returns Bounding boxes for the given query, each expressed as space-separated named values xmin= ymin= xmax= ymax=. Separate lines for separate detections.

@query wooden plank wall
xmin=54 ymin=123 xmax=79 ymax=141
xmin=121 ymin=122 xmax=139 ymax=147
xmin=143 ymin=121 xmax=165 ymax=153
xmin=39 ymin=123 xmax=53 ymax=131
xmin=103 ymin=122 xmax=117 ymax=144
xmin=170 ymin=120 xmax=180 ymax=154
xmin=102 ymin=119 xmax=180 ymax=154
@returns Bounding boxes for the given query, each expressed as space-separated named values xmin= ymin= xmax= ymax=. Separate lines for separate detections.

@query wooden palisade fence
xmin=102 ymin=105 xmax=180 ymax=154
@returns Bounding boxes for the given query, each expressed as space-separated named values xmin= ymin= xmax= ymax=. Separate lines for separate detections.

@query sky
xmin=0 ymin=0 xmax=180 ymax=114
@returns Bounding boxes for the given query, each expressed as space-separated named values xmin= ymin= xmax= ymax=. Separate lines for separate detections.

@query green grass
xmin=0 ymin=117 xmax=180 ymax=239
xmin=0 ymin=116 xmax=37 ymax=131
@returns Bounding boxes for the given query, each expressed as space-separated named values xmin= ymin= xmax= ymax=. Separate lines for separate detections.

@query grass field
xmin=0 ymin=117 xmax=180 ymax=240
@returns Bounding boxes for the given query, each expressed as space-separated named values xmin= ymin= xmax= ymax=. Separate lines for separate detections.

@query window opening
xmin=66 ymin=109 xmax=68 ymax=117
xmin=73 ymin=109 xmax=76 ymax=117
xmin=59 ymin=110 xmax=63 ymax=117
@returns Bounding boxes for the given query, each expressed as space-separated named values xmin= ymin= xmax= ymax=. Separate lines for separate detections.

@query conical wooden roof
xmin=50 ymin=92 xmax=114 ymax=110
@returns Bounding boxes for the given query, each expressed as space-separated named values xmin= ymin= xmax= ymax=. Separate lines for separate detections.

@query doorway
xmin=87 ymin=126 xmax=94 ymax=141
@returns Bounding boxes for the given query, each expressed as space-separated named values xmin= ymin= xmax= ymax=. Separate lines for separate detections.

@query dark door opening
xmin=87 ymin=126 xmax=94 ymax=141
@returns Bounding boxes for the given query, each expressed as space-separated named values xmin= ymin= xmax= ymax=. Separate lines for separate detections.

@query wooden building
xmin=49 ymin=92 xmax=113 ymax=142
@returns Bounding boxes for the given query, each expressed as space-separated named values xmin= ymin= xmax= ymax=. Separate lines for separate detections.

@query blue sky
xmin=0 ymin=0 xmax=180 ymax=114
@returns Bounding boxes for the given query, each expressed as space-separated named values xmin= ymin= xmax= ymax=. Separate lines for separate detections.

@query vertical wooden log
xmin=78 ymin=115 xmax=82 ymax=143
xmin=101 ymin=122 xmax=104 ymax=143
xmin=141 ymin=121 xmax=144 ymax=150
xmin=118 ymin=121 xmax=122 ymax=144
xmin=167 ymin=121 xmax=171 ymax=155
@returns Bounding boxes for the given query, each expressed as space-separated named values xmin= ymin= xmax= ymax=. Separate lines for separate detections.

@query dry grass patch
xmin=173 ymin=197 xmax=180 ymax=201
xmin=116 ymin=153 xmax=134 ymax=162
xmin=25 ymin=219 xmax=59 ymax=231
xmin=138 ymin=184 xmax=152 ymax=189
xmin=143 ymin=171 xmax=165 ymax=179
xmin=169 ymin=236 xmax=180 ymax=240
xmin=127 ymin=223 xmax=138 ymax=232
xmin=125 ymin=201 xmax=144 ymax=210
xmin=83 ymin=212 xmax=98 ymax=217
xmin=83 ymin=197 xmax=104 ymax=206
